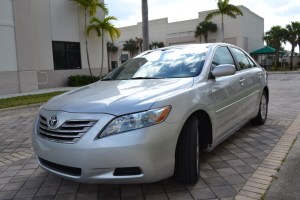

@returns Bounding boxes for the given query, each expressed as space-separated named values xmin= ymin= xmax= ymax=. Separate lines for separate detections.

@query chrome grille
xmin=37 ymin=115 xmax=98 ymax=143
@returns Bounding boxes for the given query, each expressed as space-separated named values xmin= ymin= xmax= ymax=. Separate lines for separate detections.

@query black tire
xmin=174 ymin=115 xmax=200 ymax=184
xmin=251 ymin=91 xmax=268 ymax=125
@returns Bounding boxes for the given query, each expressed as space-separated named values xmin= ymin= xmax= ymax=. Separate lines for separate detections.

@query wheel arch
xmin=176 ymin=109 xmax=213 ymax=151
xmin=263 ymin=86 xmax=269 ymax=103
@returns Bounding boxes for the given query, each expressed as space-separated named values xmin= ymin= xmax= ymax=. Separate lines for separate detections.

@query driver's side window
xmin=212 ymin=47 xmax=236 ymax=70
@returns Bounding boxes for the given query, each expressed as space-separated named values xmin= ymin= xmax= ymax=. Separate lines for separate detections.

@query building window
xmin=52 ymin=42 xmax=81 ymax=70
xmin=111 ymin=61 xmax=118 ymax=69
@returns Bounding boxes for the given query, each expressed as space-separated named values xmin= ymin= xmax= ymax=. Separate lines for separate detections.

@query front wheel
xmin=251 ymin=91 xmax=268 ymax=125
xmin=174 ymin=115 xmax=200 ymax=184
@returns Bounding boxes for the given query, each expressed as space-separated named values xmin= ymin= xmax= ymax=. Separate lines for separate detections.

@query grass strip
xmin=0 ymin=91 xmax=67 ymax=109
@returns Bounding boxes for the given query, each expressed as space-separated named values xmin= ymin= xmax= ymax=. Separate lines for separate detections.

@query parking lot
xmin=1 ymin=73 xmax=300 ymax=200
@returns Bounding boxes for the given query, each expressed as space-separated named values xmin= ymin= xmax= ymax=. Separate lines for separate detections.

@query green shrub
xmin=68 ymin=75 xmax=107 ymax=86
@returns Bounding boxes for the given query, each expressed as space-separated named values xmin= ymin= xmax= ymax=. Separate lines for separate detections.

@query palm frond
xmin=226 ymin=11 xmax=237 ymax=19
xmin=205 ymin=11 xmax=221 ymax=21
xmin=224 ymin=5 xmax=243 ymax=16
xmin=96 ymin=2 xmax=108 ymax=15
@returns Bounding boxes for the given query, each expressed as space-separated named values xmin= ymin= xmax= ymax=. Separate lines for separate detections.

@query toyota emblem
xmin=48 ymin=115 xmax=59 ymax=128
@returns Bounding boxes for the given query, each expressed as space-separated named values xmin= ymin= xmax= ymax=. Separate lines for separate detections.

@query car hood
xmin=43 ymin=78 xmax=194 ymax=116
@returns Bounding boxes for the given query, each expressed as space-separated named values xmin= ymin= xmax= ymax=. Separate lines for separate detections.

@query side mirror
xmin=211 ymin=64 xmax=236 ymax=78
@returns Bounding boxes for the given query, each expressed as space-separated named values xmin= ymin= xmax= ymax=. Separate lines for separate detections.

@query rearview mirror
xmin=211 ymin=64 xmax=236 ymax=78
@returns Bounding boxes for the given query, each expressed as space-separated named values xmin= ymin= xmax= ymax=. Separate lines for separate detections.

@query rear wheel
xmin=251 ymin=91 xmax=268 ymax=125
xmin=174 ymin=115 xmax=200 ymax=184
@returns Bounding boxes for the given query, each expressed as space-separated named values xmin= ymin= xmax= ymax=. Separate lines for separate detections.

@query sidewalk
xmin=0 ymin=87 xmax=78 ymax=99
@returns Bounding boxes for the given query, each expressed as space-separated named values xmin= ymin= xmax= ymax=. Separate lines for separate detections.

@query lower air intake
xmin=113 ymin=167 xmax=142 ymax=176
xmin=39 ymin=157 xmax=81 ymax=176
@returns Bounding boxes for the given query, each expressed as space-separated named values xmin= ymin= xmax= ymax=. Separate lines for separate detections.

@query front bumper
xmin=32 ymin=109 xmax=183 ymax=184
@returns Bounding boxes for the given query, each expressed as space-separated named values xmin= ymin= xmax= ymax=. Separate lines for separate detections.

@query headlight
xmin=98 ymin=106 xmax=171 ymax=138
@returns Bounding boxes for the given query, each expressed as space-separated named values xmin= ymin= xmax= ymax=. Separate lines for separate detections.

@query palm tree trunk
xmin=290 ymin=44 xmax=295 ymax=70
xmin=107 ymin=51 xmax=110 ymax=71
xmin=100 ymin=31 xmax=104 ymax=79
xmin=221 ymin=14 xmax=224 ymax=43
xmin=204 ymin=33 xmax=208 ymax=43
xmin=85 ymin=10 xmax=94 ymax=82
xmin=142 ymin=0 xmax=149 ymax=51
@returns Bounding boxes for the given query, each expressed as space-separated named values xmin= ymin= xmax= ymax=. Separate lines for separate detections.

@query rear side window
xmin=230 ymin=48 xmax=252 ymax=70
xmin=246 ymin=56 xmax=257 ymax=67
xmin=211 ymin=46 xmax=236 ymax=70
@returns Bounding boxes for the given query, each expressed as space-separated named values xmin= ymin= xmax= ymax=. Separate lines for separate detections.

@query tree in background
xmin=149 ymin=42 xmax=165 ymax=50
xmin=205 ymin=0 xmax=243 ymax=43
xmin=123 ymin=39 xmax=139 ymax=57
xmin=157 ymin=42 xmax=164 ymax=48
xmin=107 ymin=42 xmax=118 ymax=71
xmin=86 ymin=16 xmax=120 ymax=78
xmin=286 ymin=22 xmax=300 ymax=69
xmin=141 ymin=0 xmax=149 ymax=51
xmin=263 ymin=26 xmax=288 ymax=66
xmin=135 ymin=37 xmax=143 ymax=53
xmin=195 ymin=21 xmax=218 ymax=43
xmin=295 ymin=22 xmax=300 ymax=66
xmin=195 ymin=25 xmax=204 ymax=43
xmin=69 ymin=0 xmax=108 ymax=81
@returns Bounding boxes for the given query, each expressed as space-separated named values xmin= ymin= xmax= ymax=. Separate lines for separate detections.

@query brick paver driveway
xmin=1 ymin=73 xmax=300 ymax=200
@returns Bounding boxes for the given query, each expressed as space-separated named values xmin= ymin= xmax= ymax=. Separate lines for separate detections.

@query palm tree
xmin=158 ymin=42 xmax=164 ymax=48
xmin=196 ymin=21 xmax=218 ymax=43
xmin=70 ymin=0 xmax=108 ymax=81
xmin=294 ymin=22 xmax=300 ymax=66
xmin=141 ymin=0 xmax=149 ymax=51
xmin=195 ymin=26 xmax=204 ymax=43
xmin=107 ymin=42 xmax=118 ymax=71
xmin=149 ymin=42 xmax=164 ymax=50
xmin=205 ymin=0 xmax=243 ymax=43
xmin=135 ymin=37 xmax=143 ymax=53
xmin=123 ymin=39 xmax=139 ymax=57
xmin=263 ymin=26 xmax=288 ymax=66
xmin=86 ymin=16 xmax=120 ymax=78
xmin=286 ymin=22 xmax=300 ymax=70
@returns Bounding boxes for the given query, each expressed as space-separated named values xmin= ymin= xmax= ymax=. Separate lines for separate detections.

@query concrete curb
xmin=267 ymin=71 xmax=300 ymax=74
xmin=234 ymin=113 xmax=300 ymax=200
xmin=0 ymin=102 xmax=44 ymax=118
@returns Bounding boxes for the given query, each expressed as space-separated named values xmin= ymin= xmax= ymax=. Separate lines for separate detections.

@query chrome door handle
xmin=258 ymin=72 xmax=262 ymax=78
xmin=239 ymin=78 xmax=245 ymax=85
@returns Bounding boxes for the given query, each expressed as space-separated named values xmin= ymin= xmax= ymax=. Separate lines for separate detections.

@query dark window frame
xmin=211 ymin=46 xmax=237 ymax=71
xmin=52 ymin=41 xmax=82 ymax=70
xmin=230 ymin=47 xmax=252 ymax=70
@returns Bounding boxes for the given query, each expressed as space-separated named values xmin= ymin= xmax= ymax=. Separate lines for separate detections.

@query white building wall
xmin=112 ymin=5 xmax=264 ymax=66
xmin=50 ymin=0 xmax=80 ymax=42
xmin=31 ymin=0 xmax=54 ymax=71
xmin=0 ymin=0 xmax=18 ymax=72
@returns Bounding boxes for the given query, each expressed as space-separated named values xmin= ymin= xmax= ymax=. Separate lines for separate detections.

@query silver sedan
xmin=32 ymin=43 xmax=268 ymax=184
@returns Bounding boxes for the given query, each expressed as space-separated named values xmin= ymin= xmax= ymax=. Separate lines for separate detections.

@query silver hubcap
xmin=260 ymin=95 xmax=267 ymax=119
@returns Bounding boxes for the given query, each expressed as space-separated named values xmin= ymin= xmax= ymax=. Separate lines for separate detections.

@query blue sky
xmin=106 ymin=0 xmax=300 ymax=51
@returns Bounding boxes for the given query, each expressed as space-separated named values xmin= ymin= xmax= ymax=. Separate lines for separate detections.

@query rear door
xmin=207 ymin=46 xmax=247 ymax=141
xmin=229 ymin=47 xmax=262 ymax=119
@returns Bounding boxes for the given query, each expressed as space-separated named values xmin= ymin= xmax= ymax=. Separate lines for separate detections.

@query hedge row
xmin=68 ymin=75 xmax=106 ymax=87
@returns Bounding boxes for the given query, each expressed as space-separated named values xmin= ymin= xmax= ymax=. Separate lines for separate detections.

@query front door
xmin=207 ymin=46 xmax=247 ymax=141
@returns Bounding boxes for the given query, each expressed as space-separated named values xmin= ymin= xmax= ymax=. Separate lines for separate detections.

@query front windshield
xmin=104 ymin=45 xmax=207 ymax=80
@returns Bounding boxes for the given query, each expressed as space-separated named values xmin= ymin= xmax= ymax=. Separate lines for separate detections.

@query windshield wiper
xmin=130 ymin=77 xmax=166 ymax=79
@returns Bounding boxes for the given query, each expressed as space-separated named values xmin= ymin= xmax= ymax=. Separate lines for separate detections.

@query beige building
xmin=110 ymin=5 xmax=264 ymax=68
xmin=0 ymin=0 xmax=107 ymax=95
